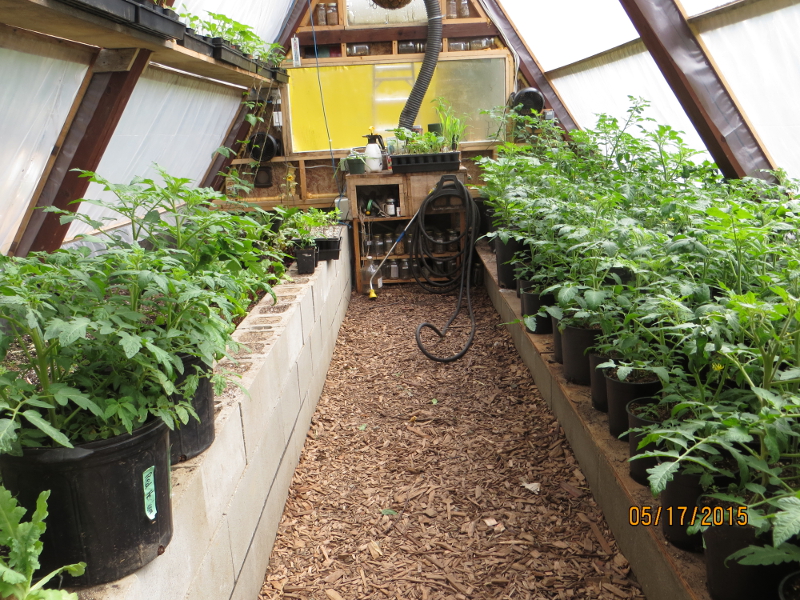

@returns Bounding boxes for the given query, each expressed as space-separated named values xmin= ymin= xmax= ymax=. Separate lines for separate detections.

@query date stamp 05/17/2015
xmin=629 ymin=505 xmax=749 ymax=527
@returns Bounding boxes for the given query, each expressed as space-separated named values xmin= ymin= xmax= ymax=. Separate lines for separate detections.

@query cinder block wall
xmin=80 ymin=228 xmax=352 ymax=600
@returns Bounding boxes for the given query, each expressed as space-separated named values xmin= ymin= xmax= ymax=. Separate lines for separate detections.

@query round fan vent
xmin=370 ymin=0 xmax=413 ymax=8
xmin=509 ymin=87 xmax=546 ymax=115
xmin=248 ymin=133 xmax=280 ymax=162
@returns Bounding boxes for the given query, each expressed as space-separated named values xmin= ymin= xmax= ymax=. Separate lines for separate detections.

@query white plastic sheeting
xmin=679 ymin=0 xmax=735 ymax=17
xmin=66 ymin=66 xmax=241 ymax=240
xmin=550 ymin=41 xmax=710 ymax=159
xmin=178 ymin=0 xmax=294 ymax=43
xmin=0 ymin=37 xmax=90 ymax=255
xmin=497 ymin=0 xmax=639 ymax=72
xmin=697 ymin=0 xmax=800 ymax=177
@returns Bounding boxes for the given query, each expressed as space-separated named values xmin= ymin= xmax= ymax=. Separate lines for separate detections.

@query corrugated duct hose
xmin=411 ymin=176 xmax=481 ymax=363
xmin=398 ymin=0 xmax=442 ymax=129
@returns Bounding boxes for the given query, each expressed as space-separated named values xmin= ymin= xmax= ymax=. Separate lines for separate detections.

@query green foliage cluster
xmin=178 ymin=8 xmax=285 ymax=66
xmin=0 ymin=165 xmax=331 ymax=453
xmin=480 ymin=97 xmax=800 ymax=567
xmin=0 ymin=487 xmax=84 ymax=600
xmin=390 ymin=98 xmax=467 ymax=155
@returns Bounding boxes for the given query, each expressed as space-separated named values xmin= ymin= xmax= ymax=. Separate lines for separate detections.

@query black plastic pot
xmin=494 ymin=236 xmax=524 ymax=289
xmin=346 ymin=158 xmax=366 ymax=174
xmin=134 ymin=1 xmax=185 ymax=39
xmin=520 ymin=291 xmax=553 ymax=334
xmin=704 ymin=519 xmax=790 ymax=600
xmin=552 ymin=316 xmax=563 ymax=363
xmin=296 ymin=247 xmax=316 ymax=274
xmin=661 ymin=471 xmax=705 ymax=551
xmin=211 ymin=38 xmax=256 ymax=71
xmin=0 ymin=419 xmax=172 ymax=587
xmin=178 ymin=29 xmax=214 ymax=56
xmin=626 ymin=397 xmax=659 ymax=485
xmin=589 ymin=354 xmax=609 ymax=412
xmin=57 ymin=0 xmax=136 ymax=22
xmin=170 ymin=356 xmax=215 ymax=464
xmin=561 ymin=326 xmax=601 ymax=386
xmin=516 ymin=277 xmax=534 ymax=298
xmin=390 ymin=151 xmax=460 ymax=173
xmin=780 ymin=571 xmax=800 ymax=600
xmin=315 ymin=237 xmax=341 ymax=261
xmin=605 ymin=373 xmax=662 ymax=439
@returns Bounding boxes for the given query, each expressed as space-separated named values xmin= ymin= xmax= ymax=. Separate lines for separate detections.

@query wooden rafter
xmin=618 ymin=0 xmax=774 ymax=179
xmin=15 ymin=48 xmax=152 ymax=255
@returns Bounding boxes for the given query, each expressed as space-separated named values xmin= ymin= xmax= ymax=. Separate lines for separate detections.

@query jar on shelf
xmin=469 ymin=38 xmax=486 ymax=51
xmin=381 ymin=260 xmax=391 ymax=279
xmin=373 ymin=235 xmax=384 ymax=257
xmin=362 ymin=257 xmax=382 ymax=291
xmin=447 ymin=229 xmax=459 ymax=252
xmin=314 ymin=2 xmax=327 ymax=25
xmin=448 ymin=40 xmax=468 ymax=52
xmin=325 ymin=3 xmax=338 ymax=26
xmin=446 ymin=0 xmax=457 ymax=19
xmin=347 ymin=44 xmax=370 ymax=56
xmin=458 ymin=0 xmax=470 ymax=18
xmin=398 ymin=41 xmax=415 ymax=54
xmin=434 ymin=234 xmax=446 ymax=254
xmin=399 ymin=259 xmax=411 ymax=280
xmin=389 ymin=260 xmax=399 ymax=280
xmin=363 ymin=236 xmax=373 ymax=256
xmin=384 ymin=233 xmax=395 ymax=255
xmin=394 ymin=230 xmax=405 ymax=255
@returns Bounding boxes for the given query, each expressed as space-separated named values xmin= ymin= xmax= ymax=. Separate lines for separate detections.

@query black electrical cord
xmin=411 ymin=176 xmax=480 ymax=363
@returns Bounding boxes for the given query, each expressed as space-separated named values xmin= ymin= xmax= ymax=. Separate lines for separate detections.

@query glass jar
xmin=314 ymin=2 xmax=327 ymax=25
xmin=469 ymin=38 xmax=486 ymax=51
xmin=389 ymin=260 xmax=399 ymax=280
xmin=400 ymin=259 xmax=411 ymax=280
xmin=447 ymin=229 xmax=459 ymax=252
xmin=326 ymin=3 xmax=338 ymax=26
xmin=434 ymin=234 xmax=446 ymax=254
xmin=381 ymin=260 xmax=391 ymax=279
xmin=446 ymin=0 xmax=457 ymax=19
xmin=347 ymin=44 xmax=370 ymax=56
xmin=458 ymin=0 xmax=470 ymax=17
xmin=362 ymin=257 xmax=382 ymax=291
xmin=364 ymin=236 xmax=373 ymax=256
xmin=384 ymin=233 xmax=394 ymax=255
xmin=373 ymin=235 xmax=384 ymax=257
xmin=398 ymin=41 xmax=415 ymax=54
xmin=448 ymin=41 xmax=468 ymax=52
xmin=394 ymin=231 xmax=405 ymax=255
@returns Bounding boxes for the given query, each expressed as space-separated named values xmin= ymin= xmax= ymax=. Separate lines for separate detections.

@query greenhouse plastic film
xmin=66 ymin=67 xmax=241 ymax=240
xmin=0 ymin=35 xmax=90 ymax=255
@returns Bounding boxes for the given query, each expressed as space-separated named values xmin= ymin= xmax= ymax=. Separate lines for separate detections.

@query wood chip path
xmin=260 ymin=286 xmax=646 ymax=600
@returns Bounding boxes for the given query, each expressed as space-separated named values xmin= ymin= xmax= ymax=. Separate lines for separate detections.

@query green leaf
xmin=381 ymin=509 xmax=398 ymax=516
xmin=558 ymin=286 xmax=579 ymax=305
xmin=22 ymin=411 xmax=72 ymax=448
xmin=358 ymin=424 xmax=367 ymax=431
xmin=647 ymin=461 xmax=680 ymax=495
xmin=118 ymin=332 xmax=143 ymax=359
xmin=0 ymin=562 xmax=27 ymax=585
xmin=584 ymin=290 xmax=605 ymax=310
xmin=728 ymin=543 xmax=800 ymax=566
xmin=773 ymin=498 xmax=800 ymax=547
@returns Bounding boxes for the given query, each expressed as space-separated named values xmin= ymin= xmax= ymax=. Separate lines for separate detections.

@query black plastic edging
xmin=477 ymin=243 xmax=709 ymax=600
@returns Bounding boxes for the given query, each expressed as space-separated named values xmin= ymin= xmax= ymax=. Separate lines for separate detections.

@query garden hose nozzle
xmin=368 ymin=287 xmax=377 ymax=300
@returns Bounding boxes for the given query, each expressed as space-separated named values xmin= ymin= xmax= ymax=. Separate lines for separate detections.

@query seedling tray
xmin=56 ymin=0 xmax=136 ymax=23
xmin=133 ymin=2 xmax=185 ymax=39
xmin=390 ymin=151 xmax=460 ymax=173
xmin=211 ymin=40 xmax=256 ymax=72
xmin=178 ymin=30 xmax=214 ymax=57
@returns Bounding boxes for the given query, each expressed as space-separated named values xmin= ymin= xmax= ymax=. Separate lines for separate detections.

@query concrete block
xmin=198 ymin=403 xmax=247 ymax=522
xmin=309 ymin=321 xmax=323 ymax=373
xmin=296 ymin=341 xmax=314 ymax=404
xmin=282 ymin=303 xmax=304 ymax=366
xmin=278 ymin=363 xmax=302 ymax=444
xmin=298 ymin=285 xmax=315 ymax=344
xmin=183 ymin=521 xmax=235 ymax=600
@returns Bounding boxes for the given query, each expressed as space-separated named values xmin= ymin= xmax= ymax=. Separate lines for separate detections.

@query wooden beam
xmin=294 ymin=21 xmax=500 ymax=46
xmin=15 ymin=49 xmax=152 ymax=255
xmin=276 ymin=0 xmax=308 ymax=50
xmin=618 ymin=0 xmax=774 ymax=179
xmin=478 ymin=0 xmax=578 ymax=131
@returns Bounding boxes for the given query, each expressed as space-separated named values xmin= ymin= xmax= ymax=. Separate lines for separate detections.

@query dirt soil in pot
xmin=260 ymin=286 xmax=645 ymax=600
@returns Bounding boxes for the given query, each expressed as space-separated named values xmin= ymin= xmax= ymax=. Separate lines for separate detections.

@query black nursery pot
xmin=605 ymin=373 xmax=662 ymax=440
xmin=516 ymin=277 xmax=534 ymax=298
xmin=561 ymin=326 xmax=600 ymax=386
xmin=315 ymin=237 xmax=341 ymax=261
xmin=494 ymin=236 xmax=524 ymax=289
xmin=780 ymin=571 xmax=800 ymax=600
xmin=551 ymin=316 xmax=563 ymax=363
xmin=626 ymin=397 xmax=659 ymax=485
xmin=296 ymin=247 xmax=316 ymax=274
xmin=704 ymin=518 xmax=792 ymax=600
xmin=0 ymin=419 xmax=173 ymax=587
xmin=520 ymin=292 xmax=554 ymax=334
xmin=661 ymin=471 xmax=707 ymax=551
xmin=589 ymin=354 xmax=609 ymax=412
xmin=170 ymin=355 xmax=215 ymax=464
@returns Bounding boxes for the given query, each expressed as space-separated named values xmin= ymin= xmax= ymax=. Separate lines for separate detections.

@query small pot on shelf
xmin=295 ymin=247 xmax=316 ymax=274
xmin=605 ymin=371 xmax=662 ymax=440
xmin=589 ymin=353 xmax=609 ymax=412
xmin=626 ymin=397 xmax=660 ymax=485
xmin=551 ymin=316 xmax=563 ymax=363
xmin=520 ymin=291 xmax=554 ymax=335
xmin=561 ymin=325 xmax=600 ymax=386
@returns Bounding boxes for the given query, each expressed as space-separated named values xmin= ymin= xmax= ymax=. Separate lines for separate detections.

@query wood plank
xmin=619 ymin=0 xmax=774 ymax=178
xmin=16 ymin=49 xmax=153 ymax=255
xmin=295 ymin=20 xmax=499 ymax=46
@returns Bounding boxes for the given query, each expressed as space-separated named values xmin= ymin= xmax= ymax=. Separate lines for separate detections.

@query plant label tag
xmin=143 ymin=466 xmax=157 ymax=520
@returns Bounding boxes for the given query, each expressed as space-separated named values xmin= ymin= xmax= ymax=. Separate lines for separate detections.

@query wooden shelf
xmin=0 ymin=0 xmax=280 ymax=87
xmin=363 ymin=252 xmax=461 ymax=261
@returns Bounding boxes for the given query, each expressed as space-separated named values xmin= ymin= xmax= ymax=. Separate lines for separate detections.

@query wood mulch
xmin=260 ymin=285 xmax=646 ymax=600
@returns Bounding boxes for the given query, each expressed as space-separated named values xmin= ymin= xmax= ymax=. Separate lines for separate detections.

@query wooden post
xmin=15 ymin=49 xmax=152 ymax=255
xmin=618 ymin=0 xmax=774 ymax=179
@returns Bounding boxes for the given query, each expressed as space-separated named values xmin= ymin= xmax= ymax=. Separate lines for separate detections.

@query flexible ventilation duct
xmin=398 ymin=0 xmax=442 ymax=129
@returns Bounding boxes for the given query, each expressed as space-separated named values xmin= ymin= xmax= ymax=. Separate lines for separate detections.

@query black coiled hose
xmin=411 ymin=176 xmax=480 ymax=362
xmin=398 ymin=0 xmax=442 ymax=129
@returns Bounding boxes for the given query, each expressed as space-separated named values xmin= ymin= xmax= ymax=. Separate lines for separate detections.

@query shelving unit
xmin=346 ymin=168 xmax=468 ymax=293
